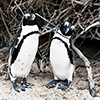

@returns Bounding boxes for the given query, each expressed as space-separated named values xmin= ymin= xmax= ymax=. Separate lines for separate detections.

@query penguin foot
xmin=57 ymin=80 xmax=71 ymax=91
xmin=22 ymin=82 xmax=34 ymax=88
xmin=21 ymin=77 xmax=34 ymax=88
xmin=46 ymin=80 xmax=59 ymax=88
xmin=57 ymin=83 xmax=69 ymax=91
xmin=12 ymin=81 xmax=25 ymax=92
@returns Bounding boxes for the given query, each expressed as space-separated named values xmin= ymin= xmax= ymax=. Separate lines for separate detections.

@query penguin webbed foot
xmin=57 ymin=84 xmax=69 ymax=91
xmin=46 ymin=80 xmax=59 ymax=88
xmin=57 ymin=80 xmax=71 ymax=91
xmin=21 ymin=77 xmax=34 ymax=88
xmin=12 ymin=81 xmax=25 ymax=92
xmin=22 ymin=82 xmax=34 ymax=88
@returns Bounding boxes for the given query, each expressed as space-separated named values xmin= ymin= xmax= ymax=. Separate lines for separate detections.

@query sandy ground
xmin=0 ymin=58 xmax=100 ymax=100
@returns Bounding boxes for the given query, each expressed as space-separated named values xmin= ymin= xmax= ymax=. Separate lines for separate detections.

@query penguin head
xmin=23 ymin=13 xmax=36 ymax=26
xmin=60 ymin=21 xmax=75 ymax=36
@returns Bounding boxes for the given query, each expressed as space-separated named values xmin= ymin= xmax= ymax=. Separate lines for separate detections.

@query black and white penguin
xmin=46 ymin=21 xmax=75 ymax=91
xmin=36 ymin=47 xmax=50 ymax=72
xmin=8 ymin=13 xmax=40 ymax=92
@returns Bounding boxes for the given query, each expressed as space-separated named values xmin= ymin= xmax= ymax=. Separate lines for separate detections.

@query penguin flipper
xmin=9 ymin=28 xmax=22 ymax=66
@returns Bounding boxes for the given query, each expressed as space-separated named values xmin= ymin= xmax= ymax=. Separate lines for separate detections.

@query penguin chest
xmin=11 ymin=34 xmax=39 ymax=77
xmin=50 ymin=40 xmax=74 ymax=80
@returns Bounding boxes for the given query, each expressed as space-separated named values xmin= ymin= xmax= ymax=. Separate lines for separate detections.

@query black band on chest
xmin=10 ymin=31 xmax=40 ymax=65
xmin=52 ymin=37 xmax=74 ymax=64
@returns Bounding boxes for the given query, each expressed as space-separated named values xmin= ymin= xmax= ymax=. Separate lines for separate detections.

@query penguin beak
xmin=65 ymin=28 xmax=70 ymax=34
xmin=64 ymin=25 xmax=75 ymax=35
xmin=64 ymin=23 xmax=72 ymax=34
xmin=29 ymin=13 xmax=35 ymax=20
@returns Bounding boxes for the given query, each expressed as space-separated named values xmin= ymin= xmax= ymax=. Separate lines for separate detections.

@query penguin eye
xmin=28 ymin=16 xmax=30 ymax=19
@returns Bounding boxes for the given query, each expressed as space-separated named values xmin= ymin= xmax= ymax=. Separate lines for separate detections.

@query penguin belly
xmin=10 ymin=34 xmax=39 ymax=77
xmin=50 ymin=40 xmax=74 ymax=81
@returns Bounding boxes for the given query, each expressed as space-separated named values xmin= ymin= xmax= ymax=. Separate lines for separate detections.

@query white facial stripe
xmin=64 ymin=21 xmax=69 ymax=26
xmin=24 ymin=13 xmax=36 ymax=20
xmin=24 ymin=14 xmax=30 ymax=18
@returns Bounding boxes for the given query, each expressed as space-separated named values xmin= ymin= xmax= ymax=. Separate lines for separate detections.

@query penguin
xmin=46 ymin=21 xmax=75 ymax=91
xmin=8 ymin=13 xmax=40 ymax=92
xmin=36 ymin=47 xmax=50 ymax=72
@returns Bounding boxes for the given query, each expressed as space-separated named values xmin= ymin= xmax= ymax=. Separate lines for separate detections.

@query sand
xmin=0 ymin=60 xmax=100 ymax=100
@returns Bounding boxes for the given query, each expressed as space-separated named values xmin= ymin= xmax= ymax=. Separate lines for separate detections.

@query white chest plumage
xmin=50 ymin=31 xmax=74 ymax=81
xmin=9 ymin=25 xmax=39 ymax=78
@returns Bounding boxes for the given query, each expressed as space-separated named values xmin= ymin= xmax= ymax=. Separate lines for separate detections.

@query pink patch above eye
xmin=71 ymin=26 xmax=75 ymax=30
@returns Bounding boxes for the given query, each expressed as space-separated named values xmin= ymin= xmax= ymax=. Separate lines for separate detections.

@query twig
xmin=0 ymin=47 xmax=9 ymax=52
xmin=14 ymin=0 xmax=24 ymax=16
xmin=71 ymin=22 xmax=100 ymax=97
xmin=0 ymin=8 xmax=13 ymax=39
xmin=55 ymin=7 xmax=72 ymax=23
xmin=0 ymin=63 xmax=8 ymax=70
xmin=77 ymin=21 xmax=100 ymax=38
xmin=0 ymin=8 xmax=7 ymax=17
xmin=72 ymin=0 xmax=84 ymax=5
xmin=7 ymin=0 xmax=14 ymax=14
xmin=35 ymin=13 xmax=55 ymax=27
